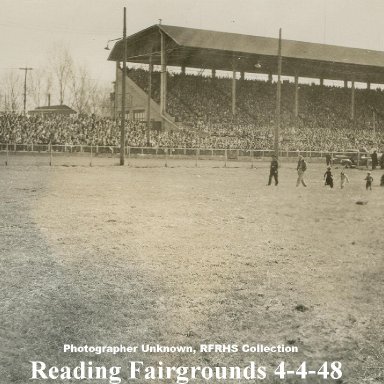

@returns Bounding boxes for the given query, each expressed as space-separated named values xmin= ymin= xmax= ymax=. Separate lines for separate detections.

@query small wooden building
xmin=29 ymin=105 xmax=76 ymax=116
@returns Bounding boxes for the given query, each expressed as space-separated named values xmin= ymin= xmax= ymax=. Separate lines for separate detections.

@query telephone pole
xmin=120 ymin=7 xmax=127 ymax=165
xmin=19 ymin=67 xmax=33 ymax=115
xmin=275 ymin=29 xmax=282 ymax=158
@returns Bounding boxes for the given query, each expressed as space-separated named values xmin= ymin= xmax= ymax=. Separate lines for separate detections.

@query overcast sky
xmin=1 ymin=0 xmax=384 ymax=86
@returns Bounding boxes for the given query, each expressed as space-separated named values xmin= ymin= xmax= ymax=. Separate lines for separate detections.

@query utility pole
xmin=275 ymin=28 xmax=282 ymax=158
xmin=146 ymin=53 xmax=152 ymax=146
xmin=19 ymin=67 xmax=33 ymax=115
xmin=120 ymin=7 xmax=127 ymax=166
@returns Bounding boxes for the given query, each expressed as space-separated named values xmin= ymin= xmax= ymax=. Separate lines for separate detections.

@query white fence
xmin=0 ymin=143 xmax=369 ymax=167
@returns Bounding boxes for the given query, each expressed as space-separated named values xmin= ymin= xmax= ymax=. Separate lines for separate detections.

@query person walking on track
xmin=296 ymin=155 xmax=307 ymax=187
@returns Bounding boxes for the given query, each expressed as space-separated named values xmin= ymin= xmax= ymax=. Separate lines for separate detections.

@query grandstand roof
xmin=108 ymin=24 xmax=384 ymax=84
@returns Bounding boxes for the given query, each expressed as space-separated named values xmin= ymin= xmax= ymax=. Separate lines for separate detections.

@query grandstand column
xmin=351 ymin=80 xmax=355 ymax=120
xmin=294 ymin=75 xmax=299 ymax=117
xmin=344 ymin=80 xmax=348 ymax=88
xmin=367 ymin=81 xmax=371 ymax=90
xmin=373 ymin=109 xmax=376 ymax=136
xmin=112 ymin=82 xmax=116 ymax=120
xmin=240 ymin=71 xmax=245 ymax=80
xmin=212 ymin=69 xmax=216 ymax=79
xmin=275 ymin=28 xmax=282 ymax=158
xmin=181 ymin=66 xmax=186 ymax=75
xmin=268 ymin=72 xmax=273 ymax=83
xmin=232 ymin=69 xmax=237 ymax=115
xmin=115 ymin=62 xmax=120 ymax=120
xmin=160 ymin=31 xmax=167 ymax=115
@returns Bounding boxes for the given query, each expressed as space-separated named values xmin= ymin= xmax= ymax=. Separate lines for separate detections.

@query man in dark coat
xmin=324 ymin=167 xmax=334 ymax=188
xmin=267 ymin=155 xmax=279 ymax=186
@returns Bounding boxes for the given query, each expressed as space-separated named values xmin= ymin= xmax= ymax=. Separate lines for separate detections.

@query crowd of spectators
xmin=0 ymin=113 xmax=148 ymax=147
xmin=126 ymin=68 xmax=384 ymax=151
xmin=1 ymin=69 xmax=384 ymax=152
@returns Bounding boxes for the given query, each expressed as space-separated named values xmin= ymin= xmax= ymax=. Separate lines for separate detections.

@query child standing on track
xmin=340 ymin=170 xmax=349 ymax=189
xmin=365 ymin=172 xmax=373 ymax=190
xmin=324 ymin=166 xmax=334 ymax=188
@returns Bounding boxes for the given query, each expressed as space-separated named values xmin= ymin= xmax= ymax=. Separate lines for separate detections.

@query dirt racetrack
xmin=0 ymin=156 xmax=383 ymax=384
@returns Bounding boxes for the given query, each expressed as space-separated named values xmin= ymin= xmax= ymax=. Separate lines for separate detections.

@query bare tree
xmin=70 ymin=64 xmax=93 ymax=114
xmin=30 ymin=68 xmax=46 ymax=108
xmin=45 ymin=43 xmax=111 ymax=115
xmin=2 ymin=70 xmax=22 ymax=112
xmin=70 ymin=63 xmax=112 ymax=116
xmin=89 ymin=83 xmax=111 ymax=116
xmin=49 ymin=43 xmax=74 ymax=105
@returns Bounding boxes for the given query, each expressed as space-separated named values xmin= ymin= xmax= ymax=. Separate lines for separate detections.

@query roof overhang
xmin=108 ymin=25 xmax=384 ymax=84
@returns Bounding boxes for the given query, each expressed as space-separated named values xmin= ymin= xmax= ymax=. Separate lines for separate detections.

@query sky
xmin=1 ymin=0 xmax=384 ymax=88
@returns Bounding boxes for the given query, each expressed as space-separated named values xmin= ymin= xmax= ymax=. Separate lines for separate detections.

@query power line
xmin=0 ymin=20 xmax=119 ymax=36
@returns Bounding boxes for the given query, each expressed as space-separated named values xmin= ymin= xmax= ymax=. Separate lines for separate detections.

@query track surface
xmin=0 ymin=157 xmax=383 ymax=383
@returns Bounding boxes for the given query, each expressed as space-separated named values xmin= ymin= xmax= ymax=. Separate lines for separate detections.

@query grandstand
xmin=107 ymin=24 xmax=384 ymax=152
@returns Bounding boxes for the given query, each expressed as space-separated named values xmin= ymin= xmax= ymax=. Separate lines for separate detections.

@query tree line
xmin=0 ymin=43 xmax=111 ymax=116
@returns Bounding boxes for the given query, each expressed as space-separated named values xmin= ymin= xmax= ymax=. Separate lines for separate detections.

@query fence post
xmin=224 ymin=149 xmax=227 ymax=168
xmin=49 ymin=142 xmax=52 ymax=166
xmin=90 ymin=144 xmax=93 ymax=167
xmin=250 ymin=150 xmax=254 ymax=168
xmin=165 ymin=148 xmax=168 ymax=167
xmin=6 ymin=143 xmax=9 ymax=166
xmin=357 ymin=151 xmax=360 ymax=167
xmin=195 ymin=148 xmax=199 ymax=167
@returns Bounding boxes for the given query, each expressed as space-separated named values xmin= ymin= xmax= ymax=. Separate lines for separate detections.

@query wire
xmin=0 ymin=20 xmax=118 ymax=36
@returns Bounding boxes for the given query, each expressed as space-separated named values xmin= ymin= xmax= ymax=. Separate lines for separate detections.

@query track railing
xmin=0 ymin=143 xmax=369 ymax=167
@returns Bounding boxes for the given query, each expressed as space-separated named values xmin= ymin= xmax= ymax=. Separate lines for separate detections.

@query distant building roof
xmin=108 ymin=24 xmax=384 ymax=83
xmin=29 ymin=105 xmax=76 ymax=115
